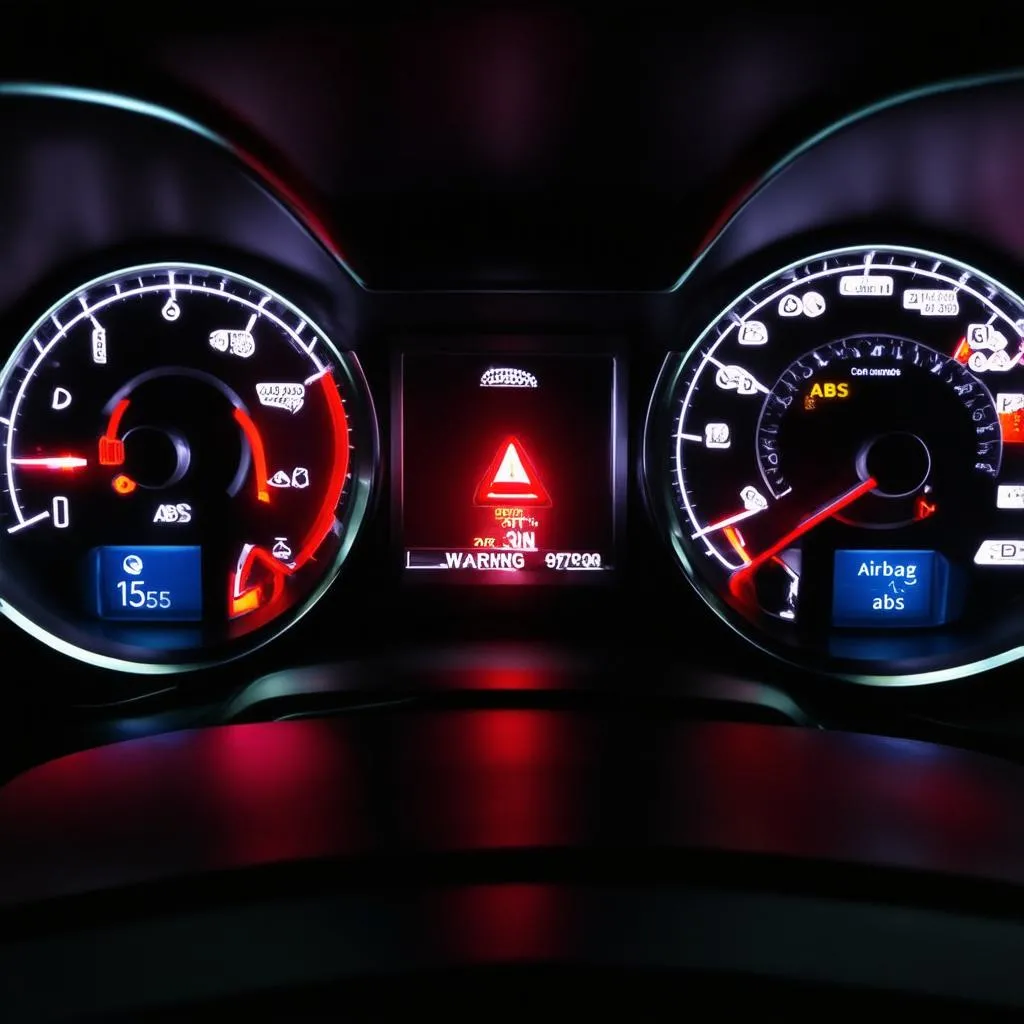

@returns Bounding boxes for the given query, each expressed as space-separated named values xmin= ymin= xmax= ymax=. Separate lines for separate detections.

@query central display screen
xmin=399 ymin=351 xmax=618 ymax=581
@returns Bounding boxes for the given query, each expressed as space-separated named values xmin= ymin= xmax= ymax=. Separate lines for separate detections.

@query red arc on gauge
xmin=229 ymin=369 xmax=350 ymax=618
xmin=232 ymin=407 xmax=271 ymax=504
xmin=728 ymin=476 xmax=877 ymax=598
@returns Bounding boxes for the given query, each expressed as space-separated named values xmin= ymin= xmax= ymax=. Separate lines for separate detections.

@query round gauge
xmin=0 ymin=263 xmax=376 ymax=672
xmin=645 ymin=244 xmax=1024 ymax=685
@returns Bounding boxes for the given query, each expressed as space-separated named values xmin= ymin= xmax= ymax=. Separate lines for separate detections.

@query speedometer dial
xmin=0 ymin=263 xmax=376 ymax=672
xmin=645 ymin=244 xmax=1024 ymax=684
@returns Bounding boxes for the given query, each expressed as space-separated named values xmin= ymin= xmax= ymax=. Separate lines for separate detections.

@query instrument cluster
xmin=6 ymin=75 xmax=1024 ymax=695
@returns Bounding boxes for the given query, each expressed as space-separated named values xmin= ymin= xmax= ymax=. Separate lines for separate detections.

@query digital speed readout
xmin=399 ymin=352 xmax=618 ymax=582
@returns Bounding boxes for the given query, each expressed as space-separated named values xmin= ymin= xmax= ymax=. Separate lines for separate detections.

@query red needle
xmin=11 ymin=456 xmax=87 ymax=469
xmin=729 ymin=476 xmax=878 ymax=597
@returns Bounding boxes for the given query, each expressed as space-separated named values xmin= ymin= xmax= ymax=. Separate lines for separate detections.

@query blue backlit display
xmin=832 ymin=550 xmax=954 ymax=628
xmin=92 ymin=546 xmax=202 ymax=621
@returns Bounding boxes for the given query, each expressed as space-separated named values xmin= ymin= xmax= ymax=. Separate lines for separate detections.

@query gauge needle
xmin=692 ymin=505 xmax=763 ymax=539
xmin=11 ymin=455 xmax=87 ymax=469
xmin=729 ymin=476 xmax=877 ymax=597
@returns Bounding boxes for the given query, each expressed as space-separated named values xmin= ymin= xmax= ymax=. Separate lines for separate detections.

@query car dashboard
xmin=8 ymin=9 xmax=1024 ymax=1020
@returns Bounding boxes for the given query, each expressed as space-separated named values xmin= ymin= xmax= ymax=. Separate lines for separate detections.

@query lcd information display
xmin=91 ymin=545 xmax=203 ymax=621
xmin=399 ymin=352 xmax=618 ymax=581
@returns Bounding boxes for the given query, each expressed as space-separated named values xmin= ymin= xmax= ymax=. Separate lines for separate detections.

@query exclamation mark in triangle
xmin=474 ymin=436 xmax=551 ymax=505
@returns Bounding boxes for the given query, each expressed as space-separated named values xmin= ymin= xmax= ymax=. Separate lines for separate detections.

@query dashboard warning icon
xmin=474 ymin=437 xmax=551 ymax=506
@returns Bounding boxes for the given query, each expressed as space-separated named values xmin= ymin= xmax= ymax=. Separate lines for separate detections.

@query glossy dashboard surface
xmin=12 ymin=715 xmax=1024 ymax=1019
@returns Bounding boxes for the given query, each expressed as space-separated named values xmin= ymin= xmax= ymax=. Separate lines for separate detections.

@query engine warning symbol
xmin=474 ymin=437 xmax=551 ymax=506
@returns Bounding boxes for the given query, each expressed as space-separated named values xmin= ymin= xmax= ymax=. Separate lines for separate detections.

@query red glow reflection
xmin=200 ymin=723 xmax=365 ymax=864
xmin=403 ymin=711 xmax=586 ymax=850
xmin=233 ymin=148 xmax=354 ymax=270
xmin=0 ymin=723 xmax=368 ymax=904
xmin=682 ymin=722 xmax=812 ymax=849
xmin=440 ymin=885 xmax=568 ymax=961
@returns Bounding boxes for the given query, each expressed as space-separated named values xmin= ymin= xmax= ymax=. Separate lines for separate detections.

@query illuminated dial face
xmin=0 ymin=263 xmax=376 ymax=671
xmin=645 ymin=244 xmax=1024 ymax=684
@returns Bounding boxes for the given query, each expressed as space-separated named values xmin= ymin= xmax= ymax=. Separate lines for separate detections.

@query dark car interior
xmin=8 ymin=7 xmax=1024 ymax=1021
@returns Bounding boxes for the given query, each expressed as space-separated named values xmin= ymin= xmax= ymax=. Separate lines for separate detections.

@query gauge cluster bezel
xmin=647 ymin=236 xmax=1024 ymax=686
xmin=0 ymin=254 xmax=380 ymax=675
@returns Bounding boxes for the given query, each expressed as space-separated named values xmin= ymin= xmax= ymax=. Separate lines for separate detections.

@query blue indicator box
xmin=833 ymin=550 xmax=953 ymax=628
xmin=91 ymin=546 xmax=202 ymax=622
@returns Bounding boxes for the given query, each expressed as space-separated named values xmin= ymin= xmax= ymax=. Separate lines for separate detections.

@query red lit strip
xmin=104 ymin=398 xmax=130 ymax=439
xmin=233 ymin=149 xmax=354 ymax=269
xmin=292 ymin=371 xmax=350 ymax=569
xmin=691 ymin=179 xmax=758 ymax=259
xmin=232 ymin=407 xmax=271 ymax=503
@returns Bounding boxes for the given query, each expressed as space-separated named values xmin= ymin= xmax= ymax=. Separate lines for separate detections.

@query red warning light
xmin=474 ymin=437 xmax=551 ymax=506
xmin=996 ymin=393 xmax=1024 ymax=442
xmin=111 ymin=474 xmax=137 ymax=495
xmin=98 ymin=437 xmax=125 ymax=466
xmin=1000 ymin=410 xmax=1024 ymax=442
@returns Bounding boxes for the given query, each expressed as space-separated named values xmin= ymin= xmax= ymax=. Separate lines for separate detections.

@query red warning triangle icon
xmin=474 ymin=436 xmax=551 ymax=506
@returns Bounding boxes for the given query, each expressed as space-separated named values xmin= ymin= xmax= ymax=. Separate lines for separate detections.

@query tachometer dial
xmin=0 ymin=263 xmax=376 ymax=671
xmin=645 ymin=244 xmax=1024 ymax=684
xmin=756 ymin=337 xmax=999 ymax=529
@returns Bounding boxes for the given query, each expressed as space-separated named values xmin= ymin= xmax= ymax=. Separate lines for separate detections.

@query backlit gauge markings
xmin=0 ymin=261 xmax=376 ymax=673
xmin=674 ymin=335 xmax=776 ymax=569
xmin=951 ymin=321 xmax=1024 ymax=374
xmin=756 ymin=338 xmax=1001 ymax=503
xmin=4 ymin=273 xmax=330 ymax=535
xmin=645 ymin=243 xmax=1024 ymax=684
xmin=674 ymin=257 xmax=1021 ymax=568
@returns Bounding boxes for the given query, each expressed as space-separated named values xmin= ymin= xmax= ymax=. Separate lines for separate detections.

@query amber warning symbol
xmin=474 ymin=436 xmax=551 ymax=506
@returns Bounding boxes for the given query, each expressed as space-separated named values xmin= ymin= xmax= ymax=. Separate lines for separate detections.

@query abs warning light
xmin=474 ymin=437 xmax=551 ymax=506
